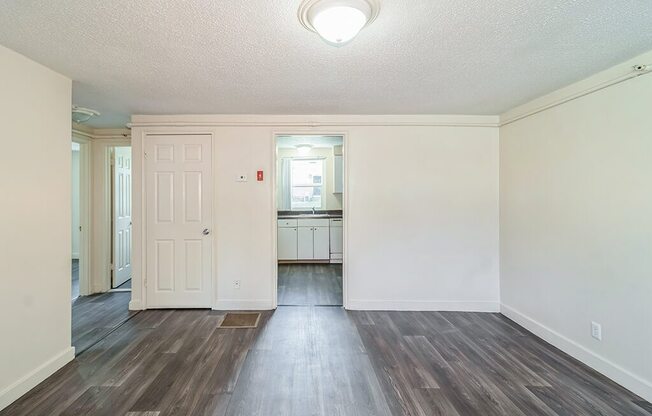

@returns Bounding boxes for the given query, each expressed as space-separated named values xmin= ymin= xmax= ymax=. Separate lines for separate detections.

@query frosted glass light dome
xmin=299 ymin=0 xmax=379 ymax=47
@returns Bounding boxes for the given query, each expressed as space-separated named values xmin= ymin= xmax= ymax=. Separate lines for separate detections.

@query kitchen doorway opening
xmin=275 ymin=135 xmax=345 ymax=307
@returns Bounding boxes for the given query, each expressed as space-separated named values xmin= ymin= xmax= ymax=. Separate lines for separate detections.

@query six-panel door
xmin=145 ymin=135 xmax=213 ymax=308
xmin=113 ymin=147 xmax=132 ymax=288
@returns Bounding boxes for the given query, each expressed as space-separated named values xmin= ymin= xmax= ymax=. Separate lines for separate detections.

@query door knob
xmin=202 ymin=228 xmax=210 ymax=235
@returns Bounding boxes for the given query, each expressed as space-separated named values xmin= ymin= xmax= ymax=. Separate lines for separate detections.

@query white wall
xmin=277 ymin=147 xmax=343 ymax=211
xmin=500 ymin=53 xmax=652 ymax=401
xmin=347 ymin=125 xmax=500 ymax=310
xmin=71 ymin=148 xmax=80 ymax=258
xmin=131 ymin=116 xmax=500 ymax=312
xmin=0 ymin=45 xmax=73 ymax=410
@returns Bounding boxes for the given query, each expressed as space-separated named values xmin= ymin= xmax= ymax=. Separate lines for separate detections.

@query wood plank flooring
xmin=71 ymin=259 xmax=79 ymax=300
xmin=2 ymin=307 xmax=650 ymax=416
xmin=277 ymin=264 xmax=342 ymax=305
xmin=72 ymin=291 xmax=138 ymax=355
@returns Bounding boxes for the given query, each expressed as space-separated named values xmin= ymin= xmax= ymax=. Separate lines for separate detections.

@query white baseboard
xmin=501 ymin=304 xmax=652 ymax=403
xmin=347 ymin=299 xmax=500 ymax=312
xmin=214 ymin=299 xmax=274 ymax=310
xmin=0 ymin=346 xmax=75 ymax=411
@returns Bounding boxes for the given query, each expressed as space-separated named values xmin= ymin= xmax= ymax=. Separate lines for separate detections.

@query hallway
xmin=72 ymin=291 xmax=137 ymax=355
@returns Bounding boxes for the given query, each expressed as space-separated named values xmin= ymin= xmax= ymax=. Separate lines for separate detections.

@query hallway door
xmin=112 ymin=147 xmax=132 ymax=288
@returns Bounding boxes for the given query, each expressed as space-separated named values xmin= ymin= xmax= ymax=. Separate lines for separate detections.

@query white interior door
xmin=112 ymin=147 xmax=132 ymax=288
xmin=145 ymin=135 xmax=213 ymax=308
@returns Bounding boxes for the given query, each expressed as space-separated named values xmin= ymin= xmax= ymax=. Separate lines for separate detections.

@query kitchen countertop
xmin=277 ymin=210 xmax=343 ymax=219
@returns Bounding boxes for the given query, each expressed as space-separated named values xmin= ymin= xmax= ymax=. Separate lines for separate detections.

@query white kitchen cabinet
xmin=297 ymin=218 xmax=330 ymax=260
xmin=333 ymin=155 xmax=343 ymax=194
xmin=313 ymin=226 xmax=330 ymax=260
xmin=277 ymin=225 xmax=298 ymax=260
xmin=278 ymin=218 xmax=335 ymax=261
xmin=297 ymin=226 xmax=314 ymax=260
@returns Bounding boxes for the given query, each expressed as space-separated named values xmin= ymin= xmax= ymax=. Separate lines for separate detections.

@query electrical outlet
xmin=234 ymin=280 xmax=241 ymax=289
xmin=591 ymin=322 xmax=602 ymax=341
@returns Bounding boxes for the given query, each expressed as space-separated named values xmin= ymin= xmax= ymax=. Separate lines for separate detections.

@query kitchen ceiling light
xmin=298 ymin=0 xmax=380 ymax=46
xmin=296 ymin=144 xmax=313 ymax=155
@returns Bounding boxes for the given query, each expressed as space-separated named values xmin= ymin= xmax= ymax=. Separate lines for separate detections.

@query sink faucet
xmin=311 ymin=207 xmax=316 ymax=214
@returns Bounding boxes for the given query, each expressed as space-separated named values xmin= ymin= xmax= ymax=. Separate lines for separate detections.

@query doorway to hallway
xmin=70 ymin=140 xmax=137 ymax=356
xmin=71 ymin=140 xmax=85 ymax=300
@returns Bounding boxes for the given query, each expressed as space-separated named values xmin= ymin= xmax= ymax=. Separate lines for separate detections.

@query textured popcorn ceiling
xmin=1 ymin=0 xmax=651 ymax=127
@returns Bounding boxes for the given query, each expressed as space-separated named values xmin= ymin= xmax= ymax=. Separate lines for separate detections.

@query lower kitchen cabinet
xmin=313 ymin=226 xmax=330 ymax=260
xmin=278 ymin=218 xmax=332 ymax=261
xmin=277 ymin=220 xmax=298 ymax=260
xmin=297 ymin=226 xmax=314 ymax=259
xmin=298 ymin=225 xmax=330 ymax=260
xmin=277 ymin=218 xmax=342 ymax=260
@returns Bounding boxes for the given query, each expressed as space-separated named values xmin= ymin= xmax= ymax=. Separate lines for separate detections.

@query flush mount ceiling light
xmin=296 ymin=144 xmax=313 ymax=155
xmin=72 ymin=105 xmax=100 ymax=123
xmin=298 ymin=0 xmax=380 ymax=46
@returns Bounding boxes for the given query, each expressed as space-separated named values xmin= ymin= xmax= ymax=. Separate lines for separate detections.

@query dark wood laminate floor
xmin=114 ymin=278 xmax=132 ymax=289
xmin=277 ymin=263 xmax=342 ymax=306
xmin=72 ymin=291 xmax=138 ymax=355
xmin=3 ymin=307 xmax=650 ymax=416
xmin=71 ymin=259 xmax=79 ymax=300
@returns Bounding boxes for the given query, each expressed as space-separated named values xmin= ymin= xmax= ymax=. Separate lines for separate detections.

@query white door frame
xmin=90 ymin=138 xmax=132 ymax=294
xmin=132 ymin=131 xmax=216 ymax=310
xmin=270 ymin=131 xmax=349 ymax=309
xmin=111 ymin=146 xmax=133 ymax=288
xmin=71 ymin=135 xmax=91 ymax=297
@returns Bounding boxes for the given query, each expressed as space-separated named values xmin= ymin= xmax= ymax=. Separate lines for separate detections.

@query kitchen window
xmin=291 ymin=158 xmax=323 ymax=210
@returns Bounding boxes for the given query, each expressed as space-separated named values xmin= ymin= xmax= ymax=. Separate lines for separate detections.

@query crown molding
xmin=500 ymin=50 xmax=652 ymax=127
xmin=72 ymin=123 xmax=131 ymax=140
xmin=128 ymin=114 xmax=500 ymax=128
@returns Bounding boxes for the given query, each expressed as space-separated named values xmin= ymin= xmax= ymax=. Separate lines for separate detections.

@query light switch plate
xmin=236 ymin=174 xmax=248 ymax=182
xmin=591 ymin=321 xmax=602 ymax=341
